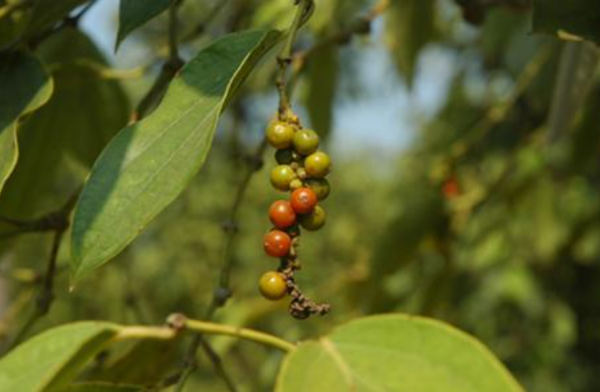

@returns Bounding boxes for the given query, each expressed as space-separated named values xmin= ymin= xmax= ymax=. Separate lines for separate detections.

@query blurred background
xmin=1 ymin=0 xmax=599 ymax=391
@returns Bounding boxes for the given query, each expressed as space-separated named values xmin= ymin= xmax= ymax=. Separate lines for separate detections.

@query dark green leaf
xmin=23 ymin=0 xmax=89 ymax=42
xmin=60 ymin=383 xmax=142 ymax=392
xmin=0 ymin=51 xmax=53 ymax=195
xmin=306 ymin=45 xmax=338 ymax=138
xmin=115 ymin=0 xmax=171 ymax=51
xmin=276 ymin=314 xmax=523 ymax=392
xmin=385 ymin=0 xmax=436 ymax=87
xmin=70 ymin=30 xmax=280 ymax=283
xmin=91 ymin=340 xmax=180 ymax=385
xmin=533 ymin=0 xmax=600 ymax=44
xmin=0 ymin=27 xmax=129 ymax=222
xmin=0 ymin=322 xmax=119 ymax=392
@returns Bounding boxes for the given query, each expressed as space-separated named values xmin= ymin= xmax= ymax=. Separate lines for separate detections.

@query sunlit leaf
xmin=71 ymin=30 xmax=280 ymax=283
xmin=276 ymin=314 xmax=523 ymax=392
xmin=0 ymin=322 xmax=119 ymax=392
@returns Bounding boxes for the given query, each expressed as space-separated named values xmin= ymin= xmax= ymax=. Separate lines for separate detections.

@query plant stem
xmin=276 ymin=0 xmax=314 ymax=118
xmin=169 ymin=315 xmax=295 ymax=353
xmin=133 ymin=0 xmax=184 ymax=121
xmin=199 ymin=337 xmax=239 ymax=392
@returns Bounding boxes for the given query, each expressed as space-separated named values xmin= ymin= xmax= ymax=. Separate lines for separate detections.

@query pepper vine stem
xmin=276 ymin=0 xmax=314 ymax=119
xmin=167 ymin=314 xmax=296 ymax=353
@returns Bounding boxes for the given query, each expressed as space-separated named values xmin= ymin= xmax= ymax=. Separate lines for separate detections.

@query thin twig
xmin=6 ymin=229 xmax=64 ymax=349
xmin=199 ymin=337 xmax=239 ymax=392
xmin=174 ymin=139 xmax=267 ymax=391
xmin=132 ymin=0 xmax=184 ymax=121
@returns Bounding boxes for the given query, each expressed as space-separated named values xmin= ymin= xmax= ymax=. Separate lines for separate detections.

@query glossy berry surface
xmin=264 ymin=230 xmax=292 ymax=257
xmin=270 ymin=165 xmax=296 ymax=191
xmin=266 ymin=121 xmax=295 ymax=149
xmin=293 ymin=129 xmax=320 ymax=155
xmin=290 ymin=187 xmax=318 ymax=214
xmin=269 ymin=200 xmax=297 ymax=228
xmin=259 ymin=271 xmax=287 ymax=300
xmin=299 ymin=205 xmax=326 ymax=231
xmin=305 ymin=178 xmax=330 ymax=200
xmin=304 ymin=151 xmax=331 ymax=178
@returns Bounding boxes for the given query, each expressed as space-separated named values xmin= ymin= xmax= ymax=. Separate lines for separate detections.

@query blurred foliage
xmin=1 ymin=0 xmax=600 ymax=391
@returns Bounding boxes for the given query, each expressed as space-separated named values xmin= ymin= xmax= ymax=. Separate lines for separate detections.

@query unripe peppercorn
xmin=304 ymin=151 xmax=331 ymax=178
xmin=290 ymin=187 xmax=318 ymax=214
xmin=269 ymin=200 xmax=296 ymax=229
xmin=266 ymin=121 xmax=295 ymax=149
xmin=275 ymin=149 xmax=294 ymax=165
xmin=259 ymin=271 xmax=287 ymax=300
xmin=264 ymin=230 xmax=292 ymax=257
xmin=290 ymin=179 xmax=303 ymax=190
xmin=293 ymin=129 xmax=320 ymax=155
xmin=305 ymin=178 xmax=330 ymax=200
xmin=270 ymin=165 xmax=296 ymax=191
xmin=299 ymin=205 xmax=326 ymax=231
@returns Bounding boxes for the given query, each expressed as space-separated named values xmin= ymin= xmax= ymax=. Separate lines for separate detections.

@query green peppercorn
xmin=266 ymin=121 xmax=295 ymax=149
xmin=293 ymin=129 xmax=320 ymax=155
xmin=304 ymin=151 xmax=331 ymax=178
xmin=305 ymin=178 xmax=330 ymax=200
xmin=270 ymin=164 xmax=296 ymax=191
xmin=299 ymin=205 xmax=326 ymax=231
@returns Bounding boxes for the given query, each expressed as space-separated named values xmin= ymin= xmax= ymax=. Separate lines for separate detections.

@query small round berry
xmin=299 ymin=205 xmax=326 ymax=231
xmin=290 ymin=187 xmax=318 ymax=214
xmin=290 ymin=179 xmax=303 ymax=190
xmin=305 ymin=178 xmax=330 ymax=200
xmin=275 ymin=149 xmax=294 ymax=165
xmin=304 ymin=151 xmax=331 ymax=178
xmin=266 ymin=121 xmax=295 ymax=149
xmin=259 ymin=271 xmax=287 ymax=300
xmin=442 ymin=177 xmax=460 ymax=199
xmin=264 ymin=230 xmax=292 ymax=257
xmin=293 ymin=129 xmax=319 ymax=155
xmin=269 ymin=200 xmax=296 ymax=229
xmin=270 ymin=165 xmax=296 ymax=191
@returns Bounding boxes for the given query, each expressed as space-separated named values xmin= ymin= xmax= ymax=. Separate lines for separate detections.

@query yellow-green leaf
xmin=0 ymin=322 xmax=119 ymax=392
xmin=276 ymin=314 xmax=523 ymax=392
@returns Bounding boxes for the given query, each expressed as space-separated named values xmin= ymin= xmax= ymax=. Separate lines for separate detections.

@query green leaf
xmin=60 ymin=383 xmax=142 ymax=392
xmin=533 ymin=0 xmax=600 ymax=44
xmin=70 ymin=29 xmax=280 ymax=283
xmin=23 ymin=0 xmax=89 ymax=42
xmin=0 ymin=27 xmax=130 ymax=221
xmin=306 ymin=45 xmax=338 ymax=138
xmin=38 ymin=27 xmax=131 ymax=167
xmin=115 ymin=0 xmax=171 ymax=51
xmin=546 ymin=42 xmax=600 ymax=144
xmin=90 ymin=340 xmax=180 ymax=385
xmin=276 ymin=314 xmax=523 ymax=392
xmin=0 ymin=51 xmax=53 ymax=196
xmin=385 ymin=0 xmax=436 ymax=87
xmin=0 ymin=322 xmax=119 ymax=392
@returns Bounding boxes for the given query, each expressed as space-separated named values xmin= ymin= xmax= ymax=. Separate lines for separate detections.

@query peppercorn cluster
xmin=258 ymin=116 xmax=332 ymax=319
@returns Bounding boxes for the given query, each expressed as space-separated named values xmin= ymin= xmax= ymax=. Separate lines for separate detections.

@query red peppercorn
xmin=269 ymin=200 xmax=297 ymax=228
xmin=290 ymin=187 xmax=318 ymax=214
xmin=264 ymin=230 xmax=292 ymax=257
